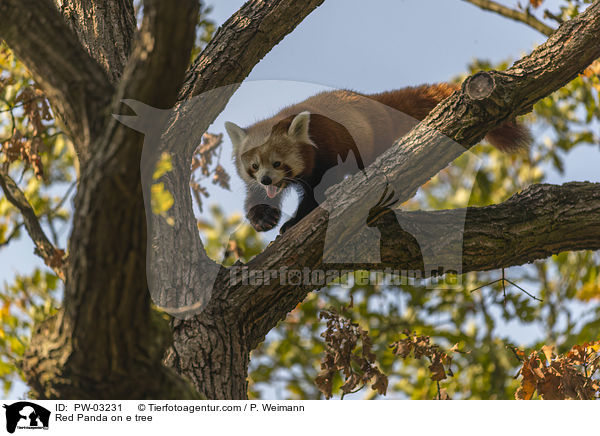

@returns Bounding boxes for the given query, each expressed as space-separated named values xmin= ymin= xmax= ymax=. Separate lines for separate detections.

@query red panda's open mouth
xmin=265 ymin=181 xmax=286 ymax=198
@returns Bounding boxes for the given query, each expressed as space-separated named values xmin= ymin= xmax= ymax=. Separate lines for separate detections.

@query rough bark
xmin=54 ymin=0 xmax=136 ymax=82
xmin=345 ymin=182 xmax=600 ymax=273
xmin=18 ymin=0 xmax=201 ymax=400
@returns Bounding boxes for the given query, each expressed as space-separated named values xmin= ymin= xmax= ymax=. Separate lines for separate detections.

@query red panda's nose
xmin=261 ymin=176 xmax=272 ymax=185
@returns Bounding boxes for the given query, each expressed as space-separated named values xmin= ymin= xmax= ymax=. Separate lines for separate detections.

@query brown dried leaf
xmin=516 ymin=357 xmax=537 ymax=400
xmin=212 ymin=164 xmax=231 ymax=190
xmin=45 ymin=248 xmax=65 ymax=270
xmin=541 ymin=344 xmax=554 ymax=363
xmin=371 ymin=373 xmax=388 ymax=396
xmin=428 ymin=353 xmax=447 ymax=382
xmin=566 ymin=344 xmax=587 ymax=365
xmin=317 ymin=307 xmax=387 ymax=399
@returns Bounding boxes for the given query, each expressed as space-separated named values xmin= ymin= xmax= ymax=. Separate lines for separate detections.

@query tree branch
xmin=54 ymin=0 xmax=136 ymax=82
xmin=463 ymin=0 xmax=555 ymax=36
xmin=333 ymin=182 xmax=599 ymax=274
xmin=0 ymin=0 xmax=114 ymax=163
xmin=115 ymin=0 xmax=199 ymax=109
xmin=0 ymin=168 xmax=65 ymax=280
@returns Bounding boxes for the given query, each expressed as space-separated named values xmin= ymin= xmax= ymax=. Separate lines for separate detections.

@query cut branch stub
xmin=464 ymin=71 xmax=496 ymax=100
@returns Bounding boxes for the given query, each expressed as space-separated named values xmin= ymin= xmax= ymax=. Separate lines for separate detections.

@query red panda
xmin=225 ymin=83 xmax=530 ymax=234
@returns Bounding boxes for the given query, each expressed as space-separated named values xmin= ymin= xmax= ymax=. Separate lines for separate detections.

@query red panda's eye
xmin=273 ymin=161 xmax=281 ymax=168
xmin=252 ymin=163 xmax=259 ymax=170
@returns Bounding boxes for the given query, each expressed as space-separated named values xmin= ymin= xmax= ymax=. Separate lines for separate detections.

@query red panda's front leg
xmin=280 ymin=188 xmax=318 ymax=234
xmin=245 ymin=185 xmax=282 ymax=232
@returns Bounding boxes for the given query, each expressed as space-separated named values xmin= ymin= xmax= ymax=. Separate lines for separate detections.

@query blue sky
xmin=1 ymin=0 xmax=599 ymax=398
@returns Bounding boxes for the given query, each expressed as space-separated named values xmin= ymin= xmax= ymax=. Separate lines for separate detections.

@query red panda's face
xmin=226 ymin=111 xmax=314 ymax=199
xmin=239 ymin=136 xmax=305 ymax=198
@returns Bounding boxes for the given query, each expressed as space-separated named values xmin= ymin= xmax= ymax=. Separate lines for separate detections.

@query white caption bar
xmin=0 ymin=400 xmax=594 ymax=435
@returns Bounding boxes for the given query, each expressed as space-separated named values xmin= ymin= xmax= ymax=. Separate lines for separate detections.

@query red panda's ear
xmin=288 ymin=111 xmax=311 ymax=142
xmin=225 ymin=121 xmax=247 ymax=155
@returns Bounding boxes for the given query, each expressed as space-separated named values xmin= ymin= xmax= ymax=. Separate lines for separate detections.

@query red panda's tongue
xmin=266 ymin=185 xmax=279 ymax=198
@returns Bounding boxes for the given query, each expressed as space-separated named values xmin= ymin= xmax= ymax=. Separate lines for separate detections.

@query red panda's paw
xmin=247 ymin=204 xmax=281 ymax=232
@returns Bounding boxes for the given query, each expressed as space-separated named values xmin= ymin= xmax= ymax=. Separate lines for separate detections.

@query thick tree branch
xmin=0 ymin=0 xmax=114 ymax=163
xmin=0 ymin=168 xmax=65 ymax=280
xmin=342 ymin=182 xmax=600 ymax=273
xmin=463 ymin=0 xmax=555 ymax=36
xmin=54 ymin=0 xmax=136 ymax=82
xmin=116 ymin=0 xmax=199 ymax=109
xmin=169 ymin=181 xmax=600 ymax=397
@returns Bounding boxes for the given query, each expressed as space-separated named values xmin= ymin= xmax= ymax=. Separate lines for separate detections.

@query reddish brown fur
xmin=369 ymin=83 xmax=530 ymax=152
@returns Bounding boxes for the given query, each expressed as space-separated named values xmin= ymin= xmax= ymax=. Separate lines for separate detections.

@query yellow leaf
xmin=152 ymin=152 xmax=173 ymax=180
xmin=151 ymin=182 xmax=174 ymax=215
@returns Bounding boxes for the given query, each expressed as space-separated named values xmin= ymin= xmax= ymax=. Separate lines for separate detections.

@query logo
xmin=2 ymin=402 xmax=50 ymax=433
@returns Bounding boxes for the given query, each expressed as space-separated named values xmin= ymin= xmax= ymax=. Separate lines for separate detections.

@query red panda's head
xmin=226 ymin=111 xmax=315 ymax=199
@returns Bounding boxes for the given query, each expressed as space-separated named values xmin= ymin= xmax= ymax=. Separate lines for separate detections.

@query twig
xmin=543 ymin=9 xmax=564 ymax=25
xmin=502 ymin=268 xmax=507 ymax=306
xmin=0 ymin=221 xmax=23 ymax=247
xmin=469 ymin=270 xmax=543 ymax=302
xmin=469 ymin=278 xmax=503 ymax=293
xmin=507 ymin=345 xmax=524 ymax=362
xmin=0 ymin=167 xmax=65 ymax=280
xmin=504 ymin=278 xmax=543 ymax=302
xmin=47 ymin=180 xmax=76 ymax=216
xmin=0 ymin=96 xmax=44 ymax=114
xmin=463 ymin=0 xmax=555 ymax=36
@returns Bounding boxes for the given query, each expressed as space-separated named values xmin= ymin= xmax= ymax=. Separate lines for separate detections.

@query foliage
xmin=314 ymin=304 xmax=388 ymax=399
xmin=197 ymin=204 xmax=263 ymax=267
xmin=0 ymin=42 xmax=73 ymax=395
xmin=515 ymin=342 xmax=600 ymax=399
xmin=0 ymin=270 xmax=60 ymax=396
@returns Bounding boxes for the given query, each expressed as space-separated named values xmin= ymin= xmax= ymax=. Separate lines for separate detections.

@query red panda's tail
xmin=485 ymin=120 xmax=531 ymax=152
xmin=370 ymin=82 xmax=531 ymax=152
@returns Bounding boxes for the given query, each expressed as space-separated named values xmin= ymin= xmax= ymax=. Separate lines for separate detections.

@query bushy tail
xmin=370 ymin=82 xmax=531 ymax=152
xmin=484 ymin=119 xmax=531 ymax=152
